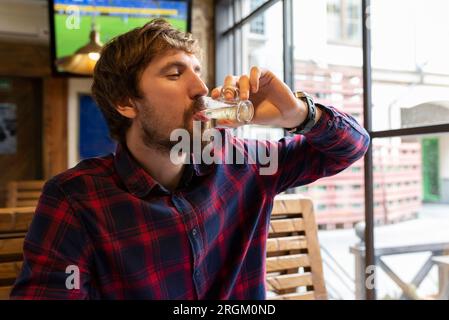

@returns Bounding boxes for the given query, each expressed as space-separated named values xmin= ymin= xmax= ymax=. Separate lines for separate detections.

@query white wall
xmin=0 ymin=0 xmax=49 ymax=43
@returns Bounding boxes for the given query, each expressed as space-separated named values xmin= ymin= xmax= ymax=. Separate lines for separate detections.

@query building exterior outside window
xmin=327 ymin=0 xmax=362 ymax=45
xmin=250 ymin=0 xmax=266 ymax=34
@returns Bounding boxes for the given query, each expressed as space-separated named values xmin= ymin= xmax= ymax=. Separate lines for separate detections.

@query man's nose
xmin=190 ymin=72 xmax=209 ymax=98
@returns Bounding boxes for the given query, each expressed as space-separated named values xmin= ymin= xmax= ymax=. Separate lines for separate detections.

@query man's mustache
xmin=191 ymin=96 xmax=207 ymax=114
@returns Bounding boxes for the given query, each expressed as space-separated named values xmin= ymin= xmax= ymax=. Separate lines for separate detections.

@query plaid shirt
xmin=10 ymin=104 xmax=369 ymax=300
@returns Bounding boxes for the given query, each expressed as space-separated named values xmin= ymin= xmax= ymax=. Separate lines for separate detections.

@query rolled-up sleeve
xmin=253 ymin=104 xmax=370 ymax=195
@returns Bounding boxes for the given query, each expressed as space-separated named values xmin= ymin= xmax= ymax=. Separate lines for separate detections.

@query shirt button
xmin=328 ymin=120 xmax=332 ymax=126
xmin=192 ymin=228 xmax=198 ymax=236
xmin=195 ymin=270 xmax=200 ymax=278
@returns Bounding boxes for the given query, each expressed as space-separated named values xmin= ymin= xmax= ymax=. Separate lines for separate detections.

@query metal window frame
xmin=215 ymin=0 xmax=449 ymax=300
xmin=362 ymin=0 xmax=375 ymax=300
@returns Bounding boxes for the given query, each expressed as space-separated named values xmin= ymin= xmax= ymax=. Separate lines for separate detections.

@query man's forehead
xmin=155 ymin=49 xmax=201 ymax=68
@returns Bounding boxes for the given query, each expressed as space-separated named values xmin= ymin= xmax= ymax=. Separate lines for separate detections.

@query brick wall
xmin=191 ymin=0 xmax=215 ymax=89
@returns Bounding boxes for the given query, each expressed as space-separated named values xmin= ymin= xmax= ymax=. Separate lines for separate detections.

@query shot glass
xmin=202 ymin=87 xmax=254 ymax=124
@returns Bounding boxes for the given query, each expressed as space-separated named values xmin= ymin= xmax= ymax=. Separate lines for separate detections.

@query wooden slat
xmin=0 ymin=286 xmax=12 ymax=300
xmin=269 ymin=218 xmax=305 ymax=234
xmin=266 ymin=236 xmax=308 ymax=253
xmin=0 ymin=238 xmax=24 ymax=261
xmin=272 ymin=195 xmax=313 ymax=216
xmin=0 ymin=261 xmax=23 ymax=280
xmin=268 ymin=291 xmax=316 ymax=300
xmin=0 ymin=207 xmax=35 ymax=232
xmin=266 ymin=273 xmax=313 ymax=291
xmin=7 ymin=180 xmax=44 ymax=208
xmin=302 ymin=207 xmax=328 ymax=299
xmin=15 ymin=181 xmax=45 ymax=190
xmin=15 ymin=200 xmax=39 ymax=207
xmin=0 ymin=207 xmax=36 ymax=214
xmin=266 ymin=254 xmax=310 ymax=273
xmin=17 ymin=192 xmax=42 ymax=199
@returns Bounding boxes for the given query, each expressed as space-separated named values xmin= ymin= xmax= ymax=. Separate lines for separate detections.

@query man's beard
xmin=137 ymin=97 xmax=210 ymax=155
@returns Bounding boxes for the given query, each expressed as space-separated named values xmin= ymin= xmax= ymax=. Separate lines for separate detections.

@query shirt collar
xmin=114 ymin=143 xmax=214 ymax=197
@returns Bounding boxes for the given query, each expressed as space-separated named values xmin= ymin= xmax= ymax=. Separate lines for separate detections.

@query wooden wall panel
xmin=0 ymin=42 xmax=51 ymax=78
xmin=43 ymin=77 xmax=68 ymax=179
xmin=0 ymin=41 xmax=69 ymax=182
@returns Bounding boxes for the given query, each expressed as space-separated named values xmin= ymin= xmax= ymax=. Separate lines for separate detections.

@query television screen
xmin=49 ymin=0 xmax=192 ymax=76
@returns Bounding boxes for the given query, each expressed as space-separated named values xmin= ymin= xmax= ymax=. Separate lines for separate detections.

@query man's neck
xmin=125 ymin=126 xmax=186 ymax=192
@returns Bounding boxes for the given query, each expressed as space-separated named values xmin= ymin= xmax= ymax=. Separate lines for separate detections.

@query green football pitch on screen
xmin=55 ymin=14 xmax=187 ymax=59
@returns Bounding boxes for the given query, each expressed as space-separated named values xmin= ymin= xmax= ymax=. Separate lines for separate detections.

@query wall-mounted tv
xmin=48 ymin=0 xmax=192 ymax=76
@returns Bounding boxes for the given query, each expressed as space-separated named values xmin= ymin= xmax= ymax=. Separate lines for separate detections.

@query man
xmin=11 ymin=19 xmax=370 ymax=299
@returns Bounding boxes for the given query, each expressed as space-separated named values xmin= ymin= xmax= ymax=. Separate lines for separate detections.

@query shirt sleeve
xmin=252 ymin=104 xmax=371 ymax=195
xmin=9 ymin=180 xmax=97 ymax=300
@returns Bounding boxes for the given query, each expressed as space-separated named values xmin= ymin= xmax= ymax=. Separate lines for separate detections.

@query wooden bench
xmin=267 ymin=194 xmax=327 ymax=300
xmin=0 ymin=206 xmax=35 ymax=300
xmin=6 ymin=180 xmax=45 ymax=208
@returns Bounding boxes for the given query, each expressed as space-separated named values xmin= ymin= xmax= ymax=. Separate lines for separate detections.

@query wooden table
xmin=350 ymin=242 xmax=449 ymax=299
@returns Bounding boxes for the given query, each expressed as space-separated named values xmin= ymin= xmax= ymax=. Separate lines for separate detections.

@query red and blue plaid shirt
xmin=10 ymin=104 xmax=369 ymax=300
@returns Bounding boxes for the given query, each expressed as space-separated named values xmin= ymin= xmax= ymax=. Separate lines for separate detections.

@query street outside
xmin=318 ymin=203 xmax=449 ymax=300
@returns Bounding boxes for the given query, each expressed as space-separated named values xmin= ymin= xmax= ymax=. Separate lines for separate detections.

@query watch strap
xmin=286 ymin=92 xmax=317 ymax=135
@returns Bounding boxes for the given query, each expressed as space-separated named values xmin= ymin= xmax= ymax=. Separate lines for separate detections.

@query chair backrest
xmin=266 ymin=194 xmax=327 ymax=300
xmin=6 ymin=180 xmax=45 ymax=208
xmin=0 ymin=206 xmax=35 ymax=300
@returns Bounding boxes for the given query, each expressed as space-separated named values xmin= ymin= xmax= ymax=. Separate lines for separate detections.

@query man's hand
xmin=210 ymin=66 xmax=321 ymax=129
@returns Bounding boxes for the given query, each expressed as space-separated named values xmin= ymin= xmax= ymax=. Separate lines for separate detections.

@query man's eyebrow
xmin=159 ymin=61 xmax=202 ymax=74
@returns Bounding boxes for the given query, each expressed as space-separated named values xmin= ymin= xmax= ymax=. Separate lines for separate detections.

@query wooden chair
xmin=6 ymin=180 xmax=45 ymax=208
xmin=266 ymin=194 xmax=327 ymax=300
xmin=0 ymin=206 xmax=35 ymax=300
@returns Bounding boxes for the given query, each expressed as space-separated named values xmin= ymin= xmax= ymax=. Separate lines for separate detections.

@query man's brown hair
xmin=91 ymin=18 xmax=201 ymax=143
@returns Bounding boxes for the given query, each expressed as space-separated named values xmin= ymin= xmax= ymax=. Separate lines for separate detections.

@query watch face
xmin=295 ymin=91 xmax=307 ymax=99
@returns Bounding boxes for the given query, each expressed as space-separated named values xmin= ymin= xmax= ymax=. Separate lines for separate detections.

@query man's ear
xmin=116 ymin=99 xmax=137 ymax=119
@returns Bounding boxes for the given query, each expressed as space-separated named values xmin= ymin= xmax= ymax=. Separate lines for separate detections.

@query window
xmin=216 ymin=0 xmax=449 ymax=300
xmin=250 ymin=0 xmax=265 ymax=35
xmin=216 ymin=0 xmax=284 ymax=141
xmin=371 ymin=0 xmax=449 ymax=131
xmin=371 ymin=134 xmax=449 ymax=299
xmin=327 ymin=0 xmax=362 ymax=45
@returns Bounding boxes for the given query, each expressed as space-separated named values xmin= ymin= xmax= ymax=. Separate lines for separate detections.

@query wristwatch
xmin=285 ymin=91 xmax=317 ymax=135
